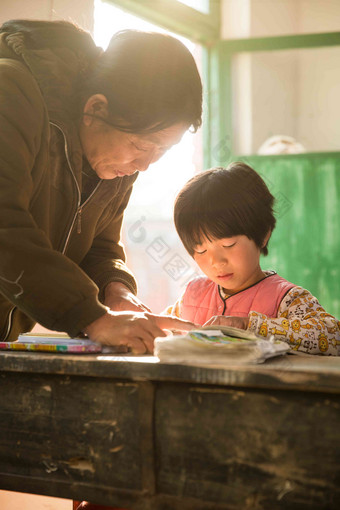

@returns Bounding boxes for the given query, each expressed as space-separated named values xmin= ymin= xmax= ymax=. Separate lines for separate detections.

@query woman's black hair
xmin=0 ymin=19 xmax=98 ymax=56
xmin=81 ymin=29 xmax=203 ymax=133
xmin=0 ymin=20 xmax=202 ymax=134
xmin=174 ymin=162 xmax=276 ymax=256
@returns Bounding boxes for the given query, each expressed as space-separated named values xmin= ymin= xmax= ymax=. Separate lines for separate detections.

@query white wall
xmin=222 ymin=0 xmax=340 ymax=39
xmin=296 ymin=46 xmax=340 ymax=152
xmin=0 ymin=0 xmax=94 ymax=33
xmin=251 ymin=50 xmax=298 ymax=152
xmin=298 ymin=0 xmax=340 ymax=34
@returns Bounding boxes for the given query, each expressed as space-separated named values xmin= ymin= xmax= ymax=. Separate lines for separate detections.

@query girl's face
xmin=193 ymin=235 xmax=266 ymax=295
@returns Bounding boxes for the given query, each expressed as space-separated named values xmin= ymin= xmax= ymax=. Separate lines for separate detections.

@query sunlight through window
xmin=94 ymin=0 xmax=203 ymax=312
xmin=176 ymin=0 xmax=210 ymax=15
xmin=94 ymin=0 xmax=201 ymax=220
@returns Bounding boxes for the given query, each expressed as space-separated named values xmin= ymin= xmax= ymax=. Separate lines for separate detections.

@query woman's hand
xmin=83 ymin=311 xmax=196 ymax=354
xmin=104 ymin=281 xmax=151 ymax=312
xmin=204 ymin=315 xmax=249 ymax=330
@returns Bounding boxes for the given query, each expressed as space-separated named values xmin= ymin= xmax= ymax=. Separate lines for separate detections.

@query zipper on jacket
xmin=49 ymin=122 xmax=101 ymax=253
xmin=50 ymin=122 xmax=81 ymax=254
xmin=76 ymin=180 xmax=102 ymax=234
xmin=3 ymin=306 xmax=15 ymax=341
xmin=4 ymin=124 xmax=101 ymax=341
xmin=77 ymin=208 xmax=82 ymax=234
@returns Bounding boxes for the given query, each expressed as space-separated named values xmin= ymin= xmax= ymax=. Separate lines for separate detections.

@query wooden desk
xmin=0 ymin=351 xmax=339 ymax=509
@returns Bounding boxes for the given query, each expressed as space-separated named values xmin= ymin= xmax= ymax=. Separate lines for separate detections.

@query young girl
xmin=166 ymin=162 xmax=340 ymax=356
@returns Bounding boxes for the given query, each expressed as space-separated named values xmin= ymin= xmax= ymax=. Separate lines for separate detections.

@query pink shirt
xmin=179 ymin=272 xmax=295 ymax=325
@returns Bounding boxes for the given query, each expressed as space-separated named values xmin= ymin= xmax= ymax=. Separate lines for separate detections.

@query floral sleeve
xmin=248 ymin=286 xmax=340 ymax=355
xmin=162 ymin=294 xmax=183 ymax=318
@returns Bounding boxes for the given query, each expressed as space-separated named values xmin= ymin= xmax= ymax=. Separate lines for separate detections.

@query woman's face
xmin=79 ymin=95 xmax=188 ymax=179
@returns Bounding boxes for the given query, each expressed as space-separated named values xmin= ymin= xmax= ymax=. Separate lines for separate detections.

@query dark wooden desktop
xmin=0 ymin=350 xmax=339 ymax=509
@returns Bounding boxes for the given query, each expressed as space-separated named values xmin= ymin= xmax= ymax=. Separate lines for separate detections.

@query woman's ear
xmin=82 ymin=94 xmax=109 ymax=126
xmin=262 ymin=230 xmax=272 ymax=249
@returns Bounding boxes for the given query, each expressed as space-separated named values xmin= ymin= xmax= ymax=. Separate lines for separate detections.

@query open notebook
xmin=154 ymin=325 xmax=290 ymax=365
xmin=0 ymin=333 xmax=103 ymax=353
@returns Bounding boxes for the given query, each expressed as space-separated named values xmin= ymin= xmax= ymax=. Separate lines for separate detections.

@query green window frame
xmin=106 ymin=0 xmax=220 ymax=43
xmin=204 ymin=31 xmax=340 ymax=167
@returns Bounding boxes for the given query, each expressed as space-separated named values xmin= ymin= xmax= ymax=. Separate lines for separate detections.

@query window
xmin=204 ymin=31 xmax=340 ymax=165
xmin=222 ymin=0 xmax=340 ymax=39
xmin=177 ymin=0 xmax=210 ymax=15
xmin=106 ymin=0 xmax=220 ymax=42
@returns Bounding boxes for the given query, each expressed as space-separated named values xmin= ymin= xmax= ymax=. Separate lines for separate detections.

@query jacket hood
xmin=0 ymin=20 xmax=101 ymax=125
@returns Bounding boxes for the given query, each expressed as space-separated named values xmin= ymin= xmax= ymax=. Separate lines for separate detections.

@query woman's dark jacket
xmin=0 ymin=22 xmax=137 ymax=340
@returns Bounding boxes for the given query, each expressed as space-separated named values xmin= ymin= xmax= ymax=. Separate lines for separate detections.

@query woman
xmin=0 ymin=19 xmax=202 ymax=351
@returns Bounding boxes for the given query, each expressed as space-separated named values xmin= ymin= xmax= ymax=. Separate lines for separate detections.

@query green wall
xmin=234 ymin=153 xmax=340 ymax=317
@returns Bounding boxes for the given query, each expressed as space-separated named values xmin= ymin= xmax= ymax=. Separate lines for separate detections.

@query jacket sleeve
xmin=0 ymin=60 xmax=107 ymax=337
xmin=248 ymin=287 xmax=340 ymax=355
xmin=79 ymin=180 xmax=138 ymax=301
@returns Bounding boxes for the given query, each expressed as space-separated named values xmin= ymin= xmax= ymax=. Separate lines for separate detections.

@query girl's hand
xmin=83 ymin=311 xmax=196 ymax=354
xmin=104 ymin=281 xmax=151 ymax=312
xmin=204 ymin=315 xmax=249 ymax=330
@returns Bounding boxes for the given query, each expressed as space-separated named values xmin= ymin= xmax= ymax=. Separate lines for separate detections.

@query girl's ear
xmin=262 ymin=230 xmax=272 ymax=249
xmin=82 ymin=94 xmax=109 ymax=126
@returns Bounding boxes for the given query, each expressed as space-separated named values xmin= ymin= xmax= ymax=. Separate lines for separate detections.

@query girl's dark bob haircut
xmin=174 ymin=162 xmax=276 ymax=256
